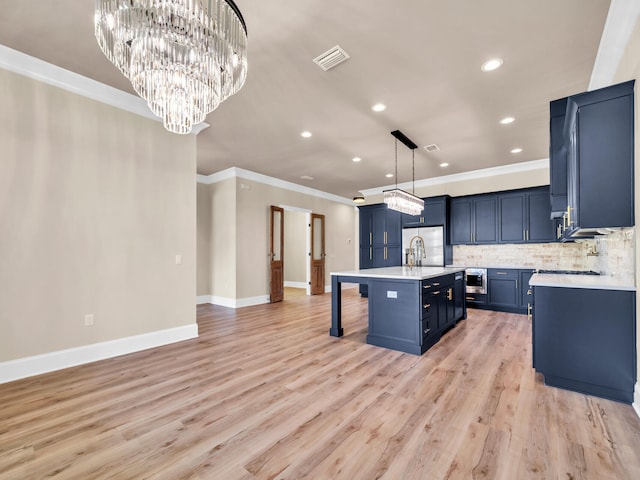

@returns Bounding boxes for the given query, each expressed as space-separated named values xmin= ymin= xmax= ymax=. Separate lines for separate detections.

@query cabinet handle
xmin=563 ymin=213 xmax=568 ymax=228
xmin=527 ymin=230 xmax=530 ymax=241
xmin=496 ymin=272 xmax=508 ymax=275
xmin=424 ymin=328 xmax=431 ymax=334
xmin=567 ymin=206 xmax=574 ymax=226
xmin=423 ymin=303 xmax=431 ymax=309
xmin=432 ymin=282 xmax=440 ymax=286
xmin=423 ymin=284 xmax=431 ymax=289
xmin=523 ymin=230 xmax=526 ymax=241
xmin=384 ymin=247 xmax=388 ymax=260
xmin=369 ymin=232 xmax=372 ymax=245
xmin=384 ymin=231 xmax=387 ymax=244
xmin=433 ymin=291 xmax=441 ymax=295
xmin=527 ymin=289 xmax=532 ymax=295
xmin=466 ymin=296 xmax=475 ymax=301
xmin=516 ymin=280 xmax=518 ymax=289
xmin=527 ymin=304 xmax=532 ymax=320
xmin=420 ymin=216 xmax=424 ymax=223
xmin=447 ymin=288 xmax=453 ymax=301
xmin=369 ymin=247 xmax=372 ymax=260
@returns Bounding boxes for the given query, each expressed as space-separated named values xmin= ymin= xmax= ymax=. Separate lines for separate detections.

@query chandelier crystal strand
xmin=95 ymin=0 xmax=247 ymax=134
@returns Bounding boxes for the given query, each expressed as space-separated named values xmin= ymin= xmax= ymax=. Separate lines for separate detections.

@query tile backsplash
xmin=453 ymin=228 xmax=634 ymax=282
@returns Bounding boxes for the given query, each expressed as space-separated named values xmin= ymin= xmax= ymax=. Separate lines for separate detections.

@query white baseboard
xmin=201 ymin=295 xmax=270 ymax=309
xmin=284 ymin=281 xmax=307 ymax=289
xmin=196 ymin=295 xmax=212 ymax=305
xmin=0 ymin=323 xmax=199 ymax=385
xmin=634 ymin=383 xmax=640 ymax=419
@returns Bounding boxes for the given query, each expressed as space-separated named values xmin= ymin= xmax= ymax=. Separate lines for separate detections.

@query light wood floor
xmin=2 ymin=290 xmax=640 ymax=479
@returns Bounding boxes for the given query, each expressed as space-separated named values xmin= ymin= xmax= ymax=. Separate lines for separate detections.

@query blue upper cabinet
xmin=402 ymin=196 xmax=448 ymax=227
xmin=549 ymin=98 xmax=568 ymax=218
xmin=451 ymin=195 xmax=497 ymax=244
xmin=498 ymin=187 xmax=555 ymax=243
xmin=359 ymin=204 xmax=402 ymax=269
xmin=563 ymin=80 xmax=635 ymax=238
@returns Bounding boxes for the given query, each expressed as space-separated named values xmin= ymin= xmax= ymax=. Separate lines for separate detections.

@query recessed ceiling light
xmin=301 ymin=131 xmax=312 ymax=138
xmin=352 ymin=157 xmax=362 ymax=162
xmin=481 ymin=58 xmax=503 ymax=72
xmin=499 ymin=116 xmax=515 ymax=125
xmin=300 ymin=175 xmax=314 ymax=180
xmin=371 ymin=103 xmax=386 ymax=112
xmin=440 ymin=162 xmax=449 ymax=167
xmin=385 ymin=173 xmax=394 ymax=178
xmin=511 ymin=148 xmax=523 ymax=154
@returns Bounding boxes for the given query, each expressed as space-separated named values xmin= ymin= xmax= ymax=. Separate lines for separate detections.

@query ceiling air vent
xmin=424 ymin=144 xmax=440 ymax=152
xmin=313 ymin=45 xmax=350 ymax=71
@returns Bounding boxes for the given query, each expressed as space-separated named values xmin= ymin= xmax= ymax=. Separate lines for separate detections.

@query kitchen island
xmin=530 ymin=273 xmax=636 ymax=403
xmin=331 ymin=266 xmax=466 ymax=354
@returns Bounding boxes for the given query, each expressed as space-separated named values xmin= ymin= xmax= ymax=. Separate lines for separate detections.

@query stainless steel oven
xmin=465 ymin=268 xmax=487 ymax=294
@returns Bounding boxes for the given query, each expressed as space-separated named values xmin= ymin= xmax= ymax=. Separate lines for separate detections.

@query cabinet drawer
xmin=421 ymin=319 xmax=434 ymax=345
xmin=465 ymin=293 xmax=487 ymax=305
xmin=421 ymin=279 xmax=445 ymax=292
xmin=488 ymin=268 xmax=518 ymax=279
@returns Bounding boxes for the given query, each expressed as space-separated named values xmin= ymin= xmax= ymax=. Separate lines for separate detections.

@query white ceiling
xmin=0 ymin=1 xmax=615 ymax=198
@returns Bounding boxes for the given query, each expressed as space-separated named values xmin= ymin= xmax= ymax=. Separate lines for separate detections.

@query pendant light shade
xmin=383 ymin=131 xmax=424 ymax=215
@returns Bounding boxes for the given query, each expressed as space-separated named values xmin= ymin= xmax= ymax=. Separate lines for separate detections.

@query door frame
xmin=280 ymin=205 xmax=312 ymax=296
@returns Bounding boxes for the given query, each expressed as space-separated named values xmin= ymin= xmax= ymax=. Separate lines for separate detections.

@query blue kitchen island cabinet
xmin=330 ymin=267 xmax=466 ymax=355
xmin=531 ymin=273 xmax=636 ymax=403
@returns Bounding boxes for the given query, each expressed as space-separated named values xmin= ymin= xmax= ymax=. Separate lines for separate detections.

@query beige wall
xmin=284 ymin=210 xmax=307 ymax=284
xmin=210 ymin=177 xmax=237 ymax=299
xmin=197 ymin=183 xmax=212 ymax=296
xmin=0 ymin=69 xmax=197 ymax=362
xmin=236 ymin=181 xmax=356 ymax=298
xmin=197 ymin=177 xmax=356 ymax=301
xmin=613 ymin=16 xmax=640 ymax=388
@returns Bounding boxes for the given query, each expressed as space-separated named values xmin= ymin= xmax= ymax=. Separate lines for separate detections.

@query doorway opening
xmin=282 ymin=206 xmax=311 ymax=300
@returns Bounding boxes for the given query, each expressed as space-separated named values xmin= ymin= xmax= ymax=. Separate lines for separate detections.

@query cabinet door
xmin=454 ymin=277 xmax=465 ymax=320
xmin=519 ymin=270 xmax=534 ymax=309
xmin=385 ymin=209 xmax=402 ymax=245
xmin=527 ymin=190 xmax=555 ymax=242
xmin=358 ymin=206 xmax=374 ymax=249
xmin=549 ymin=98 xmax=568 ymax=215
xmin=499 ymin=193 xmax=525 ymax=243
xmin=474 ymin=196 xmax=498 ymax=243
xmin=487 ymin=269 xmax=518 ymax=308
xmin=423 ymin=198 xmax=446 ymax=226
xmin=359 ymin=247 xmax=372 ymax=270
xmin=372 ymin=207 xmax=387 ymax=246
xmin=450 ymin=198 xmax=473 ymax=244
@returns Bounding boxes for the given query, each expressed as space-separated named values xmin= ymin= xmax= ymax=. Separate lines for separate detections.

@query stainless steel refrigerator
xmin=401 ymin=226 xmax=445 ymax=267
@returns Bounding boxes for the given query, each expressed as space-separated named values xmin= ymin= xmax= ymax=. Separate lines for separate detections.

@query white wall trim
xmin=360 ymin=159 xmax=549 ymax=197
xmin=0 ymin=44 xmax=209 ymax=135
xmin=285 ymin=281 xmax=307 ymax=289
xmin=634 ymin=383 xmax=640 ymax=419
xmin=206 ymin=295 xmax=271 ymax=308
xmin=0 ymin=324 xmax=198 ymax=385
xmin=196 ymin=295 xmax=213 ymax=305
xmin=589 ymin=0 xmax=640 ymax=90
xmin=196 ymin=167 xmax=354 ymax=205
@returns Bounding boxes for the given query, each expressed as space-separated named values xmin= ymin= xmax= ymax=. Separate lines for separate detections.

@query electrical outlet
xmin=84 ymin=314 xmax=94 ymax=326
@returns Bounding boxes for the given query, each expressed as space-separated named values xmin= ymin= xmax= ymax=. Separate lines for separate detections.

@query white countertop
xmin=331 ymin=266 xmax=465 ymax=281
xmin=529 ymin=273 xmax=636 ymax=291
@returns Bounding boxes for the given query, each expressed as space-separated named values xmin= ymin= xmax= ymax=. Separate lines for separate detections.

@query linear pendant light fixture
xmin=383 ymin=130 xmax=424 ymax=215
xmin=94 ymin=0 xmax=248 ymax=135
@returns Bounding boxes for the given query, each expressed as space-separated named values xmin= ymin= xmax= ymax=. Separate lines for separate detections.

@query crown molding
xmin=589 ymin=0 xmax=640 ymax=90
xmin=360 ymin=159 xmax=549 ymax=197
xmin=197 ymin=167 xmax=355 ymax=205
xmin=0 ymin=44 xmax=209 ymax=135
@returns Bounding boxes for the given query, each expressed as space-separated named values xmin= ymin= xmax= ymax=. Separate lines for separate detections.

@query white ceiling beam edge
xmin=360 ymin=159 xmax=549 ymax=197
xmin=197 ymin=167 xmax=355 ymax=206
xmin=589 ymin=0 xmax=640 ymax=90
xmin=0 ymin=44 xmax=209 ymax=135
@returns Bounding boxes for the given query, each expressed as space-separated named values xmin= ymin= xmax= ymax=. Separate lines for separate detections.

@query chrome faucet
xmin=408 ymin=235 xmax=426 ymax=267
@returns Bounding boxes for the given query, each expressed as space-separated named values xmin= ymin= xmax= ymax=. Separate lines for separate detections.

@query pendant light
xmin=383 ymin=130 xmax=424 ymax=215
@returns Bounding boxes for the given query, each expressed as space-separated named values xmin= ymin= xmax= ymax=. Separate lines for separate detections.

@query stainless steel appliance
xmin=465 ymin=268 xmax=487 ymax=294
xmin=402 ymin=226 xmax=444 ymax=267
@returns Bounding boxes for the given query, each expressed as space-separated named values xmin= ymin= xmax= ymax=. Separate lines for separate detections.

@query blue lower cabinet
xmin=533 ymin=286 xmax=636 ymax=403
xmin=487 ymin=269 xmax=519 ymax=311
xmin=366 ymin=274 xmax=464 ymax=355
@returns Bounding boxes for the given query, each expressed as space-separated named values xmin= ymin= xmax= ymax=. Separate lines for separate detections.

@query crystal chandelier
xmin=383 ymin=131 xmax=424 ymax=215
xmin=94 ymin=0 xmax=248 ymax=134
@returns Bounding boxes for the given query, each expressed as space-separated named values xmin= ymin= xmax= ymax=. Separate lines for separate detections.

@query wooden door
xmin=310 ymin=213 xmax=325 ymax=295
xmin=269 ymin=206 xmax=284 ymax=303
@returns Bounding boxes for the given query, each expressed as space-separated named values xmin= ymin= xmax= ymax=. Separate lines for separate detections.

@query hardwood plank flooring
xmin=1 ymin=290 xmax=640 ymax=479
